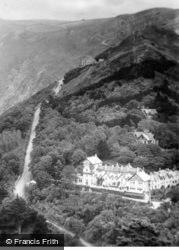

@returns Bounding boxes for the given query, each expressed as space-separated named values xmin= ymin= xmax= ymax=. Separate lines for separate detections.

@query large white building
xmin=76 ymin=155 xmax=179 ymax=194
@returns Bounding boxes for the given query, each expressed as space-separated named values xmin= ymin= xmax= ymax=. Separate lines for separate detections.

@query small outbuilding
xmin=80 ymin=55 xmax=97 ymax=67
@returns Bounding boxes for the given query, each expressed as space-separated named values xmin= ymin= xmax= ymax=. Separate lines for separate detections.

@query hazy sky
xmin=0 ymin=0 xmax=179 ymax=20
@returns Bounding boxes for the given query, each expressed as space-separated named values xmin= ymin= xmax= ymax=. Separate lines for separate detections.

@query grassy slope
xmin=0 ymin=8 xmax=178 ymax=115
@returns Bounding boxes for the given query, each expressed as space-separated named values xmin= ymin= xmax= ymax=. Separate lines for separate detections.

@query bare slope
xmin=0 ymin=8 xmax=178 ymax=115
xmin=57 ymin=26 xmax=179 ymax=99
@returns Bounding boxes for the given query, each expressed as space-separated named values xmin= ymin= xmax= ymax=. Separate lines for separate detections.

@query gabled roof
xmin=166 ymin=173 xmax=173 ymax=179
xmin=158 ymin=175 xmax=165 ymax=180
xmin=86 ymin=154 xmax=102 ymax=165
xmin=122 ymin=172 xmax=133 ymax=180
xmin=129 ymin=171 xmax=150 ymax=182
xmin=81 ymin=55 xmax=97 ymax=65
xmin=102 ymin=172 xmax=122 ymax=180
xmin=145 ymin=133 xmax=154 ymax=141
xmin=137 ymin=171 xmax=150 ymax=181
xmin=134 ymin=131 xmax=154 ymax=141
xmin=134 ymin=131 xmax=143 ymax=138
xmin=106 ymin=165 xmax=121 ymax=172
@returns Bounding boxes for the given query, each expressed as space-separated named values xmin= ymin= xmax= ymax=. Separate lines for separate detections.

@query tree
xmin=125 ymin=100 xmax=140 ymax=109
xmin=0 ymin=197 xmax=49 ymax=234
xmin=65 ymin=217 xmax=84 ymax=236
xmin=133 ymin=156 xmax=149 ymax=169
xmin=166 ymin=187 xmax=179 ymax=203
xmin=60 ymin=165 xmax=76 ymax=191
xmin=138 ymin=119 xmax=159 ymax=134
xmin=71 ymin=149 xmax=86 ymax=166
xmin=155 ymin=123 xmax=178 ymax=149
xmin=85 ymin=210 xmax=115 ymax=244
xmin=34 ymin=171 xmax=53 ymax=189
xmin=176 ymin=231 xmax=179 ymax=246
xmin=96 ymin=140 xmax=110 ymax=159
xmin=117 ymin=146 xmax=136 ymax=164
xmin=80 ymin=135 xmax=96 ymax=155
xmin=0 ymin=186 xmax=8 ymax=203
xmin=115 ymin=219 xmax=170 ymax=246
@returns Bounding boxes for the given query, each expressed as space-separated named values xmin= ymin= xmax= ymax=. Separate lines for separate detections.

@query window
xmin=85 ymin=180 xmax=88 ymax=185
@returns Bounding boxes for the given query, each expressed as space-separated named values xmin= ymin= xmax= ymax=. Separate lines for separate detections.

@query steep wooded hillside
xmin=0 ymin=8 xmax=179 ymax=247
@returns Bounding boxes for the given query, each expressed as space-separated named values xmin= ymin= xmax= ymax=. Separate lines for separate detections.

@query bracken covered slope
xmin=0 ymin=8 xmax=179 ymax=115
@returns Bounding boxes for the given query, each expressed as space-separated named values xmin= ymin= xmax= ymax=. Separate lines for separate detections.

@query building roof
xmin=166 ymin=173 xmax=173 ymax=179
xmin=26 ymin=180 xmax=36 ymax=186
xmin=81 ymin=55 xmax=97 ymax=66
xmin=122 ymin=172 xmax=133 ymax=180
xmin=142 ymin=108 xmax=157 ymax=115
xmin=134 ymin=131 xmax=154 ymax=141
xmin=97 ymin=163 xmax=138 ymax=173
xmin=134 ymin=131 xmax=143 ymax=138
xmin=150 ymin=170 xmax=175 ymax=182
xmin=104 ymin=164 xmax=121 ymax=172
xmin=137 ymin=171 xmax=150 ymax=181
xmin=150 ymin=174 xmax=160 ymax=182
xmin=121 ymin=163 xmax=138 ymax=173
xmin=86 ymin=154 xmax=102 ymax=165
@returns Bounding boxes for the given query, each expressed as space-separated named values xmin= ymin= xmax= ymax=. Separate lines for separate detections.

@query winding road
xmin=14 ymin=78 xmax=64 ymax=198
xmin=13 ymin=80 xmax=93 ymax=246
xmin=14 ymin=104 xmax=41 ymax=198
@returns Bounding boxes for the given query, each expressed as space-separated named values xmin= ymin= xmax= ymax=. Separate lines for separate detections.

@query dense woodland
xmin=0 ymin=24 xmax=179 ymax=246
xmin=0 ymin=84 xmax=55 ymax=202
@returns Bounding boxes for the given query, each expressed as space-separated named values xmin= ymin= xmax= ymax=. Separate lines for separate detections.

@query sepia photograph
xmin=0 ymin=0 xmax=179 ymax=247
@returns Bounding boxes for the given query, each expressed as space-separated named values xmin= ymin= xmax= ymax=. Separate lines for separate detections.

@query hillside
xmin=42 ymin=24 xmax=179 ymax=170
xmin=0 ymin=8 xmax=179 ymax=115
xmin=0 ymin=8 xmax=179 ymax=247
